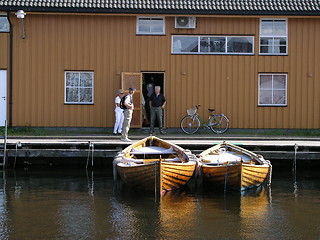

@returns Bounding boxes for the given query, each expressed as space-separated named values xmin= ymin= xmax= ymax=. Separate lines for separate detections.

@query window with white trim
xmin=258 ymin=74 xmax=287 ymax=106
xmin=136 ymin=17 xmax=165 ymax=35
xmin=172 ymin=35 xmax=254 ymax=54
xmin=65 ymin=71 xmax=94 ymax=104
xmin=0 ymin=17 xmax=9 ymax=32
xmin=260 ymin=19 xmax=288 ymax=55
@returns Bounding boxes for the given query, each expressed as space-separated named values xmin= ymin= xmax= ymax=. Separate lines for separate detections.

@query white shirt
xmin=115 ymin=96 xmax=122 ymax=111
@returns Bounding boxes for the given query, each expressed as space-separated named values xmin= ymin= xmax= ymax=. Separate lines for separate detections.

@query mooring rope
xmin=293 ymin=143 xmax=298 ymax=175
xmin=224 ymin=164 xmax=228 ymax=193
xmin=293 ymin=143 xmax=298 ymax=197
xmin=266 ymin=160 xmax=272 ymax=187
xmin=86 ymin=141 xmax=94 ymax=169
xmin=13 ymin=141 xmax=21 ymax=169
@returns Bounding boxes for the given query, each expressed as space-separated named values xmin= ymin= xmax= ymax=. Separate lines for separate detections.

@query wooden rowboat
xmin=114 ymin=136 xmax=197 ymax=195
xmin=198 ymin=142 xmax=272 ymax=191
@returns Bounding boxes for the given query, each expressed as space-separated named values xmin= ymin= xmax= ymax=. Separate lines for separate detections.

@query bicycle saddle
xmin=208 ymin=108 xmax=215 ymax=112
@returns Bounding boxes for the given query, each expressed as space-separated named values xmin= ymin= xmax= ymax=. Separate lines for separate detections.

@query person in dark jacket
xmin=149 ymin=86 xmax=166 ymax=134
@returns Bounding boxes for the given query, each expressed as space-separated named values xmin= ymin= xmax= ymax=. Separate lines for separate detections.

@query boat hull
xmin=199 ymin=142 xmax=271 ymax=191
xmin=202 ymin=163 xmax=270 ymax=190
xmin=202 ymin=164 xmax=241 ymax=189
xmin=117 ymin=161 xmax=196 ymax=193
xmin=241 ymin=163 xmax=270 ymax=190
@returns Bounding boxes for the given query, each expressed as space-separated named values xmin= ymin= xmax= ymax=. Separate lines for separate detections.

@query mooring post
xmin=3 ymin=120 xmax=7 ymax=169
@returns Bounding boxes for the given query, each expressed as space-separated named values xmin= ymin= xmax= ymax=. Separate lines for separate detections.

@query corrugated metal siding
xmin=3 ymin=14 xmax=320 ymax=128
xmin=256 ymin=18 xmax=320 ymax=129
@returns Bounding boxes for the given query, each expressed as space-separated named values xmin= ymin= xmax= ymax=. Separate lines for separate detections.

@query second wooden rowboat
xmin=198 ymin=142 xmax=272 ymax=191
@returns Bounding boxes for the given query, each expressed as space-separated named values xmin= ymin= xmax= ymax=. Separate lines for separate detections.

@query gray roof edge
xmin=1 ymin=6 xmax=320 ymax=16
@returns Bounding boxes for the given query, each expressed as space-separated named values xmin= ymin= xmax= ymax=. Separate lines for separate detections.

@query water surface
xmin=0 ymin=168 xmax=319 ymax=240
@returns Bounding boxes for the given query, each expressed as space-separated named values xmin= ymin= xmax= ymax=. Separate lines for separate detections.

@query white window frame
xmin=259 ymin=18 xmax=288 ymax=55
xmin=258 ymin=73 xmax=287 ymax=106
xmin=171 ymin=35 xmax=254 ymax=55
xmin=64 ymin=71 xmax=94 ymax=104
xmin=136 ymin=16 xmax=165 ymax=35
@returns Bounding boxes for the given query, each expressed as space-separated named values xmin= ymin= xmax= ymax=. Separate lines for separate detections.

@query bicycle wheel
xmin=209 ymin=114 xmax=229 ymax=134
xmin=180 ymin=115 xmax=200 ymax=134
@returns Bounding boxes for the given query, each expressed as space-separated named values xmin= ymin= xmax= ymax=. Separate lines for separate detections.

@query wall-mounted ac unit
xmin=175 ymin=17 xmax=196 ymax=29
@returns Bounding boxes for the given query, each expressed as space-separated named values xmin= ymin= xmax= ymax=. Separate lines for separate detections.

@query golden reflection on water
xmin=239 ymin=187 xmax=270 ymax=239
xmin=159 ymin=191 xmax=197 ymax=239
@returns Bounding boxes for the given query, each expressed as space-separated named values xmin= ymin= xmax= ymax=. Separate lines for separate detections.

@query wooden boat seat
xmin=202 ymin=151 xmax=251 ymax=164
xmin=142 ymin=157 xmax=181 ymax=164
xmin=131 ymin=146 xmax=176 ymax=155
xmin=120 ymin=156 xmax=182 ymax=165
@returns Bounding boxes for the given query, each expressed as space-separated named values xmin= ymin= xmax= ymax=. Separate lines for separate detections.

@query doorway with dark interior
xmin=142 ymin=72 xmax=165 ymax=129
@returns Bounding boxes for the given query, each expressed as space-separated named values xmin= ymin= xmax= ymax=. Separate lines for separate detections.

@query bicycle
xmin=180 ymin=105 xmax=229 ymax=134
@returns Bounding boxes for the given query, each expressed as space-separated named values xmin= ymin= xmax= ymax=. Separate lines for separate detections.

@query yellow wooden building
xmin=1 ymin=0 xmax=320 ymax=129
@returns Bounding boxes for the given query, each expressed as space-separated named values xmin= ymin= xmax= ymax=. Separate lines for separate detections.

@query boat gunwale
xmin=198 ymin=142 xmax=268 ymax=165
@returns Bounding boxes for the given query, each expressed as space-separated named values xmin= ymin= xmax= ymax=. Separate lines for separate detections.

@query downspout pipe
xmin=7 ymin=12 xmax=13 ymax=127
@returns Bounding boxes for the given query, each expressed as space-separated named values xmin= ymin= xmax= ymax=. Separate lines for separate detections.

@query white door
xmin=0 ymin=70 xmax=7 ymax=126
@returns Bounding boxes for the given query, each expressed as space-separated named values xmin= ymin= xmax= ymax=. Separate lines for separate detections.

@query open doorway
xmin=142 ymin=72 xmax=165 ymax=128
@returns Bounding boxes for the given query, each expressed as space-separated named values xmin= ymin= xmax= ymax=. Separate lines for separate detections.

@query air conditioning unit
xmin=175 ymin=17 xmax=196 ymax=29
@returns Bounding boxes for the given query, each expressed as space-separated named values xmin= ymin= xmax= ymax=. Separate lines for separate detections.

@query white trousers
xmin=113 ymin=109 xmax=124 ymax=133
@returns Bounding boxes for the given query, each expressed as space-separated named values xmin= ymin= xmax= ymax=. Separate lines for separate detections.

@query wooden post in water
xmin=3 ymin=120 xmax=7 ymax=169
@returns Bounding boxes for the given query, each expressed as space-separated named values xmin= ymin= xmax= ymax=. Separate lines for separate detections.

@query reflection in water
xmin=159 ymin=191 xmax=197 ymax=239
xmin=0 ymin=172 xmax=8 ymax=239
xmin=0 ymin=168 xmax=319 ymax=239
xmin=240 ymin=187 xmax=271 ymax=239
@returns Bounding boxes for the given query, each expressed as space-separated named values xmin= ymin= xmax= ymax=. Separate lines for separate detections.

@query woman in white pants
xmin=113 ymin=89 xmax=124 ymax=135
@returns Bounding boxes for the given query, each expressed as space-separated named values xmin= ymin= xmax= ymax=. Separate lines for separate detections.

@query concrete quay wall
xmin=1 ymin=136 xmax=320 ymax=168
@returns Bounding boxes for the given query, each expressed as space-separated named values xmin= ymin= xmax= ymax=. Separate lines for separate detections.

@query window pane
xmin=80 ymin=73 xmax=93 ymax=87
xmin=172 ymin=36 xmax=198 ymax=53
xmin=273 ymin=20 xmax=286 ymax=35
xmin=276 ymin=37 xmax=287 ymax=46
xmin=261 ymin=21 xmax=273 ymax=35
xmin=227 ymin=37 xmax=253 ymax=53
xmin=80 ymin=88 xmax=93 ymax=103
xmin=260 ymin=37 xmax=272 ymax=45
xmin=260 ymin=46 xmax=272 ymax=53
xmin=66 ymin=88 xmax=79 ymax=102
xmin=200 ymin=37 xmax=225 ymax=53
xmin=279 ymin=46 xmax=287 ymax=53
xmin=0 ymin=17 xmax=9 ymax=32
xmin=200 ymin=37 xmax=210 ymax=52
xmin=273 ymin=75 xmax=286 ymax=89
xmin=66 ymin=72 xmax=79 ymax=87
xmin=259 ymin=90 xmax=273 ymax=104
xmin=138 ymin=19 xmax=150 ymax=32
xmin=260 ymin=75 xmax=272 ymax=88
xmin=273 ymin=90 xmax=286 ymax=104
xmin=150 ymin=19 xmax=163 ymax=33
